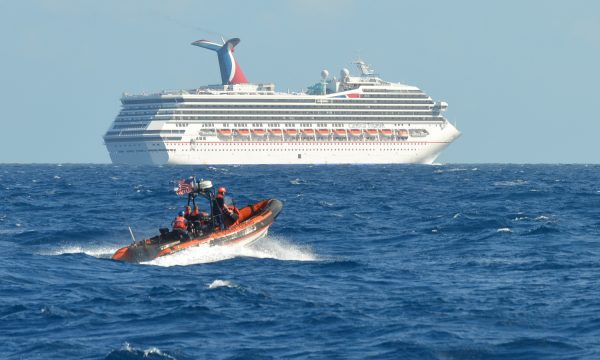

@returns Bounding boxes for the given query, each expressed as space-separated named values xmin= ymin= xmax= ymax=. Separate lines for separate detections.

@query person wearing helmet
xmin=214 ymin=186 xmax=239 ymax=228
xmin=216 ymin=187 xmax=227 ymax=210
xmin=172 ymin=210 xmax=189 ymax=240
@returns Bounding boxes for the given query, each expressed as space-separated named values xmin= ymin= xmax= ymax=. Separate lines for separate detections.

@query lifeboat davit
xmin=111 ymin=179 xmax=283 ymax=264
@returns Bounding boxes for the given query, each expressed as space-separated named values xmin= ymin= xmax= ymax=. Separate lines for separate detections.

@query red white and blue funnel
xmin=191 ymin=38 xmax=248 ymax=85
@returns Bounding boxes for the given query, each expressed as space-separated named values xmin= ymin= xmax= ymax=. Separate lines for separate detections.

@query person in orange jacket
xmin=172 ymin=211 xmax=189 ymax=240
xmin=215 ymin=187 xmax=239 ymax=227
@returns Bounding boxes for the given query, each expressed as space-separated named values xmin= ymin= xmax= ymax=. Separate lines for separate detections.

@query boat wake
xmin=39 ymin=245 xmax=119 ymax=258
xmin=143 ymin=235 xmax=318 ymax=267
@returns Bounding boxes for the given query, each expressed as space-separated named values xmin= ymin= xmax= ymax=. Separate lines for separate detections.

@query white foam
xmin=493 ymin=179 xmax=528 ymax=186
xmin=144 ymin=235 xmax=318 ymax=267
xmin=497 ymin=227 xmax=512 ymax=233
xmin=118 ymin=342 xmax=175 ymax=360
xmin=208 ymin=279 xmax=236 ymax=289
xmin=290 ymin=178 xmax=305 ymax=185
xmin=40 ymin=245 xmax=118 ymax=258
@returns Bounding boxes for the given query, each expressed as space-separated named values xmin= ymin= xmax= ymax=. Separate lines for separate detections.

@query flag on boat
xmin=175 ymin=178 xmax=194 ymax=195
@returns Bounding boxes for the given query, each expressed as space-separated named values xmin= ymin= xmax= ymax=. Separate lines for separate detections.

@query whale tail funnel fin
xmin=191 ymin=38 xmax=248 ymax=85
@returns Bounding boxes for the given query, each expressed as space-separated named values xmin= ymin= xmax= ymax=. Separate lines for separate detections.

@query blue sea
xmin=1 ymin=164 xmax=600 ymax=359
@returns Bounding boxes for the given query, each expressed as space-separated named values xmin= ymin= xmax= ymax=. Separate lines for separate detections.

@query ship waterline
xmin=104 ymin=37 xmax=460 ymax=165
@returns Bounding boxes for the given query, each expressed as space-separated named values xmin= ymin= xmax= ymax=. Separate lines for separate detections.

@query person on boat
xmin=183 ymin=205 xmax=192 ymax=220
xmin=215 ymin=187 xmax=239 ymax=228
xmin=188 ymin=205 xmax=203 ymax=235
xmin=172 ymin=211 xmax=190 ymax=240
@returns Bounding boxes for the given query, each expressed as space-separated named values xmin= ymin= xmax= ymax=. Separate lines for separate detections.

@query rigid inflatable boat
xmin=112 ymin=179 xmax=283 ymax=263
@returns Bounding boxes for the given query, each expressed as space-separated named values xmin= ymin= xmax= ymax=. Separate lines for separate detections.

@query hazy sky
xmin=1 ymin=0 xmax=598 ymax=163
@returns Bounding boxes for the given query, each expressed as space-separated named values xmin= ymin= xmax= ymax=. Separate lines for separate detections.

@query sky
xmin=0 ymin=0 xmax=599 ymax=163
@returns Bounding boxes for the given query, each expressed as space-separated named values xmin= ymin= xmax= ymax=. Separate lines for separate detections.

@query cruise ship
xmin=104 ymin=38 xmax=460 ymax=165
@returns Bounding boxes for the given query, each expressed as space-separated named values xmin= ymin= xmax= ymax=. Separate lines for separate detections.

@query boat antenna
xmin=128 ymin=226 xmax=137 ymax=244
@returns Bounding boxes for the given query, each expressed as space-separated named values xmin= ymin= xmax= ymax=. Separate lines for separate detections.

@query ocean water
xmin=1 ymin=164 xmax=600 ymax=359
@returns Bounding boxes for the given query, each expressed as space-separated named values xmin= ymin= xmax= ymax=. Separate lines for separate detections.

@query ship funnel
xmin=192 ymin=38 xmax=249 ymax=85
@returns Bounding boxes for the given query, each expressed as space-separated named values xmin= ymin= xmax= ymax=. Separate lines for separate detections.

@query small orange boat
xmin=112 ymin=180 xmax=283 ymax=263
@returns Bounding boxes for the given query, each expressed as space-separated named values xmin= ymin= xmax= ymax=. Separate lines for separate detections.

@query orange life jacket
xmin=173 ymin=216 xmax=187 ymax=230
xmin=191 ymin=209 xmax=200 ymax=217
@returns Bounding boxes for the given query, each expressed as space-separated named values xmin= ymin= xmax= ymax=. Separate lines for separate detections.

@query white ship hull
xmin=106 ymin=122 xmax=459 ymax=165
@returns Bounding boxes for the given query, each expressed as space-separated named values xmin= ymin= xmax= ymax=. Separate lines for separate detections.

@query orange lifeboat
xmin=366 ymin=129 xmax=378 ymax=136
xmin=398 ymin=129 xmax=409 ymax=138
xmin=217 ymin=129 xmax=232 ymax=136
xmin=285 ymin=129 xmax=298 ymax=136
xmin=349 ymin=129 xmax=363 ymax=137
xmin=303 ymin=128 xmax=315 ymax=136
xmin=317 ymin=129 xmax=330 ymax=136
xmin=380 ymin=129 xmax=393 ymax=137
xmin=253 ymin=129 xmax=266 ymax=136
xmin=334 ymin=129 xmax=347 ymax=136
xmin=236 ymin=129 xmax=251 ymax=137
xmin=269 ymin=128 xmax=283 ymax=136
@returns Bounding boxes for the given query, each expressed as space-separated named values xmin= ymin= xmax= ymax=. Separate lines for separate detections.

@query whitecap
xmin=534 ymin=215 xmax=550 ymax=221
xmin=208 ymin=279 xmax=236 ymax=289
xmin=493 ymin=179 xmax=528 ymax=186
xmin=318 ymin=200 xmax=334 ymax=207
xmin=290 ymin=178 xmax=304 ymax=185
xmin=116 ymin=342 xmax=176 ymax=360
xmin=53 ymin=175 xmax=61 ymax=179
xmin=497 ymin=228 xmax=512 ymax=233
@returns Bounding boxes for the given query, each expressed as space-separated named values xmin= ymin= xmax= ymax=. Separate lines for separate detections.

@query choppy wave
xmin=105 ymin=343 xmax=176 ymax=360
xmin=2 ymin=164 xmax=600 ymax=359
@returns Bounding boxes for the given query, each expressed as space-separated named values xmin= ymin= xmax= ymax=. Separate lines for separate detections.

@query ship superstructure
xmin=104 ymin=38 xmax=460 ymax=165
